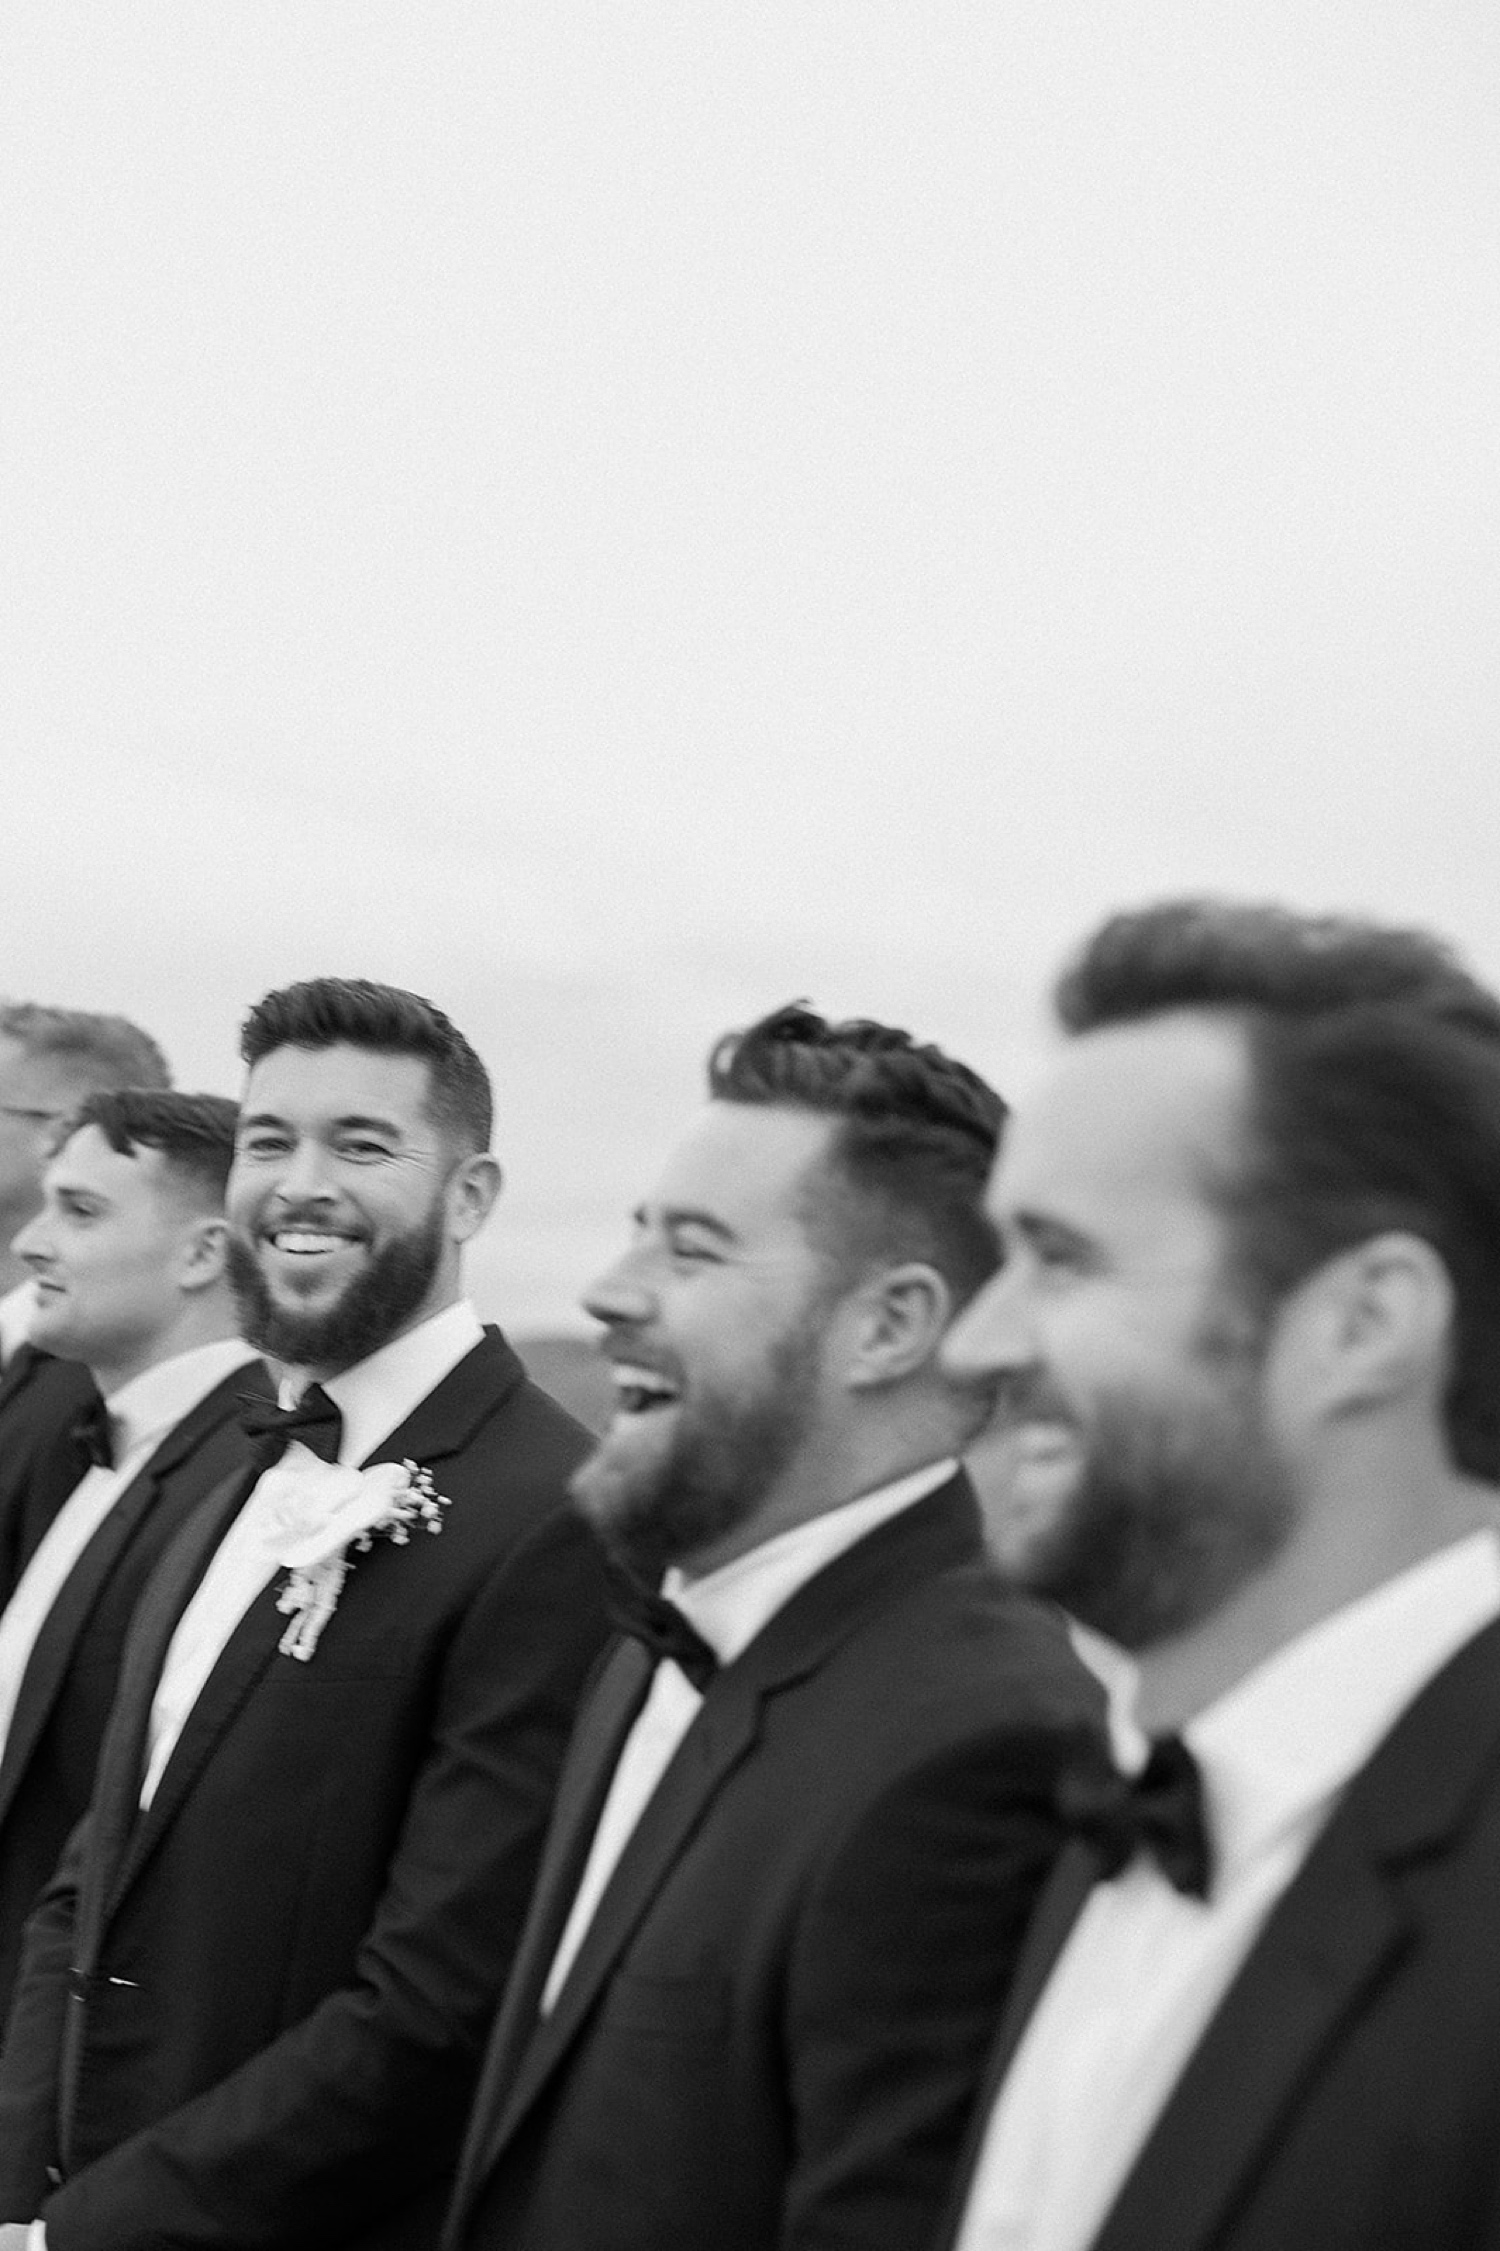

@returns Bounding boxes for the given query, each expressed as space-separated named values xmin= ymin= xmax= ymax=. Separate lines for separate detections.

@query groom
xmin=0 ymin=978 xmax=610 ymax=2251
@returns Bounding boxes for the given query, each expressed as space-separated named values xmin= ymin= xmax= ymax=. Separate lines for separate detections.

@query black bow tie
xmin=70 ymin=1395 xmax=116 ymax=1474
xmin=238 ymin=1384 xmax=344 ymax=1471
xmin=604 ymin=1564 xmax=719 ymax=1694
xmin=1055 ymin=1734 xmax=1213 ymax=1900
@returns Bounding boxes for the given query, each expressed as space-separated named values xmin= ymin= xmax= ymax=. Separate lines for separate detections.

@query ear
xmin=177 ymin=1215 xmax=230 ymax=1295
xmin=445 ymin=1153 xmax=503 ymax=1245
xmin=1287 ymin=1231 xmax=1454 ymax=1421
xmin=843 ymin=1262 xmax=954 ymax=1392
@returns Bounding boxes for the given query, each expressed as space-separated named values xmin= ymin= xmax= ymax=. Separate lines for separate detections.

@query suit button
xmin=67 ymin=1968 xmax=88 ymax=2000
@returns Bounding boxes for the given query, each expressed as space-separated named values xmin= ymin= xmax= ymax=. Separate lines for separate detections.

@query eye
xmin=667 ymin=1234 xmax=724 ymax=1266
xmin=237 ymin=1132 xmax=290 ymax=1160
xmin=338 ymin=1137 xmax=394 ymax=1162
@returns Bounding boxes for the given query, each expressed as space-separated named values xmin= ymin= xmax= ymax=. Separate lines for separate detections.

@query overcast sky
xmin=4 ymin=3 xmax=1498 ymax=1327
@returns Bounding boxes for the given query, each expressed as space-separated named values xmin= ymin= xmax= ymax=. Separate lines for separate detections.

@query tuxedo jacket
xmin=938 ymin=1610 xmax=1500 ymax=2251
xmin=0 ymin=1357 xmax=275 ymax=2025
xmin=444 ymin=1474 xmax=1104 ymax=2251
xmin=0 ymin=1351 xmax=104 ymax=1606
xmin=0 ymin=1327 xmax=611 ymax=2251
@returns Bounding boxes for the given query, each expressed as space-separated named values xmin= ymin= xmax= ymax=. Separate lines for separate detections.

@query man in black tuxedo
xmin=0 ymin=1090 xmax=270 ymax=2021
xmin=444 ymin=1004 xmax=1102 ymax=2251
xmin=0 ymin=978 xmax=609 ymax=2251
xmin=0 ymin=1004 xmax=173 ymax=1596
xmin=939 ymin=900 xmax=1500 ymax=2251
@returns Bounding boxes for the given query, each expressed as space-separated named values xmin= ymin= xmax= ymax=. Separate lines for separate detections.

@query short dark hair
xmin=707 ymin=1001 xmax=1005 ymax=1307
xmin=62 ymin=1089 xmax=239 ymax=1209
xmin=1058 ymin=899 xmax=1500 ymax=1480
xmin=0 ymin=1003 xmax=170 ymax=1092
xmin=239 ymin=978 xmax=492 ymax=1153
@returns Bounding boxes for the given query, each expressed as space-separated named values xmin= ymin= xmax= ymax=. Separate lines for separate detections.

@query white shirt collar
xmin=665 ymin=1457 xmax=959 ymax=1668
xmin=287 ymin=1299 xmax=485 ymax=1467
xmin=106 ymin=1337 xmax=261 ymax=1464
xmin=0 ymin=1280 xmax=34 ymax=1365
xmin=1150 ymin=1531 xmax=1500 ymax=1879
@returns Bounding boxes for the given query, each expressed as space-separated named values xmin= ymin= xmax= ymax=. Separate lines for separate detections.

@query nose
xmin=11 ymin=1209 xmax=51 ymax=1266
xmin=580 ymin=1247 xmax=656 ymax=1331
xmin=941 ymin=1264 xmax=1035 ymax=1385
xmin=265 ymin=1139 xmax=339 ymax=1210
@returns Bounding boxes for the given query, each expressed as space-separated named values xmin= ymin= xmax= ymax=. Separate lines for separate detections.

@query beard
xmin=226 ymin=1203 xmax=446 ymax=1372
xmin=1000 ymin=1349 xmax=1297 ymax=1653
xmin=570 ymin=1309 xmax=828 ymax=1582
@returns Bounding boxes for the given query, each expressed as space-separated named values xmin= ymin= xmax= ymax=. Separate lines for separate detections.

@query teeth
xmin=272 ymin=1232 xmax=350 ymax=1254
xmin=610 ymin=1363 xmax=679 ymax=1411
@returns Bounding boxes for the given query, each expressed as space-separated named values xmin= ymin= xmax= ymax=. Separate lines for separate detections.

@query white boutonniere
xmin=256 ymin=1455 xmax=450 ymax=1662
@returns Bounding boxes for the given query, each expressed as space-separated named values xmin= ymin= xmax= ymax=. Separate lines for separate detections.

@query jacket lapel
xmin=475 ymin=1479 xmax=985 ymax=2169
xmin=94 ymin=1337 xmax=513 ymax=1915
xmin=1092 ymin=1614 xmax=1500 ymax=2251
xmin=0 ymin=1368 xmax=264 ymax=1826
xmin=78 ymin=1459 xmax=264 ymax=1944
xmin=447 ymin=1638 xmax=656 ymax=2229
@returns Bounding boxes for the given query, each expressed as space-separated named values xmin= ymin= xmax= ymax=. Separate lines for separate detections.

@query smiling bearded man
xmin=0 ymin=978 xmax=610 ymax=2251
xmin=443 ymin=1002 xmax=1103 ymax=2251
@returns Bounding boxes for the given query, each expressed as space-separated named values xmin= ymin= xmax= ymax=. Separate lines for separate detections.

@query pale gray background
xmin=4 ymin=3 xmax=1497 ymax=1330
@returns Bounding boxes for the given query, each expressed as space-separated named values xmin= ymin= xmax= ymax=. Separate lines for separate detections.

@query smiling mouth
xmin=263 ymin=1230 xmax=362 ymax=1258
xmin=609 ymin=1362 xmax=681 ymax=1416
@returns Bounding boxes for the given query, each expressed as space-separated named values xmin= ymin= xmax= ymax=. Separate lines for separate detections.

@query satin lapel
xmin=1091 ymin=1614 xmax=1500 ymax=2251
xmin=360 ymin=1329 xmax=524 ymax=1473
xmin=932 ymin=1842 xmax=1103 ymax=2251
xmin=0 ymin=1371 xmax=265 ymax=1833
xmin=1092 ymin=1838 xmax=1406 ymax=2251
xmin=78 ymin=1459 xmax=261 ymax=1946
xmin=448 ymin=1639 xmax=655 ymax=2227
xmin=0 ymin=1469 xmax=165 ymax=1828
xmin=486 ymin=1655 xmax=768 ymax=2150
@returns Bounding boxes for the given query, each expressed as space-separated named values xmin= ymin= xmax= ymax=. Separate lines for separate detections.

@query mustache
xmin=983 ymin=1369 xmax=1078 ymax=1432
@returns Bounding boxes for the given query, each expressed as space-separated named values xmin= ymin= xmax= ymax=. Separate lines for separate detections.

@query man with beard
xmin=938 ymin=899 xmax=1500 ymax=2251
xmin=0 ymin=979 xmax=610 ymax=2251
xmin=443 ymin=1003 xmax=1102 ymax=2251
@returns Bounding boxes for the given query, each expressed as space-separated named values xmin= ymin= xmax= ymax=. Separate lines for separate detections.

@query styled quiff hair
xmin=707 ymin=1001 xmax=1005 ymax=1308
xmin=1057 ymin=899 xmax=1500 ymax=1481
xmin=0 ymin=1003 xmax=170 ymax=1092
xmin=61 ymin=1090 xmax=238 ymax=1208
xmin=240 ymin=978 xmax=492 ymax=1153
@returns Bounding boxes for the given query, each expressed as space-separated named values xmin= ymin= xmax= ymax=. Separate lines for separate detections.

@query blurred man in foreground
xmin=446 ymin=1003 xmax=1101 ymax=2251
xmin=941 ymin=900 xmax=1500 ymax=2251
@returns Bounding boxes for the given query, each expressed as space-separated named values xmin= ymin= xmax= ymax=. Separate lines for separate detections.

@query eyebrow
xmin=1008 ymin=1208 xmax=1100 ymax=1259
xmin=636 ymin=1203 xmax=741 ymax=1246
xmin=238 ymin=1112 xmax=407 ymax=1137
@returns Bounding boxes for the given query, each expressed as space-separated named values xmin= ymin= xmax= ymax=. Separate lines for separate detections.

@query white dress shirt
xmin=540 ymin=1456 xmax=958 ymax=2014
xmin=139 ymin=1300 xmax=485 ymax=1808
xmin=954 ymin=1530 xmax=1500 ymax=2251
xmin=0 ymin=1337 xmax=259 ymax=1762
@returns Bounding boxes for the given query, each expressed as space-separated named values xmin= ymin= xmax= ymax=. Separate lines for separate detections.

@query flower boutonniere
xmin=256 ymin=1455 xmax=450 ymax=1662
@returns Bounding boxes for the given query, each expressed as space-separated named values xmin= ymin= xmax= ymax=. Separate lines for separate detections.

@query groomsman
xmin=0 ymin=1006 xmax=172 ymax=1596
xmin=445 ymin=1004 xmax=1101 ymax=2251
xmin=0 ymin=978 xmax=610 ymax=2251
xmin=0 ymin=1005 xmax=170 ymax=1366
xmin=939 ymin=900 xmax=1500 ymax=2251
xmin=0 ymin=1090 xmax=268 ymax=2020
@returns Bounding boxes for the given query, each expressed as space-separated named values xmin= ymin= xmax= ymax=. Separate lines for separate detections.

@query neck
xmin=89 ymin=1304 xmax=244 ymax=1401
xmin=1132 ymin=1465 xmax=1499 ymax=1733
